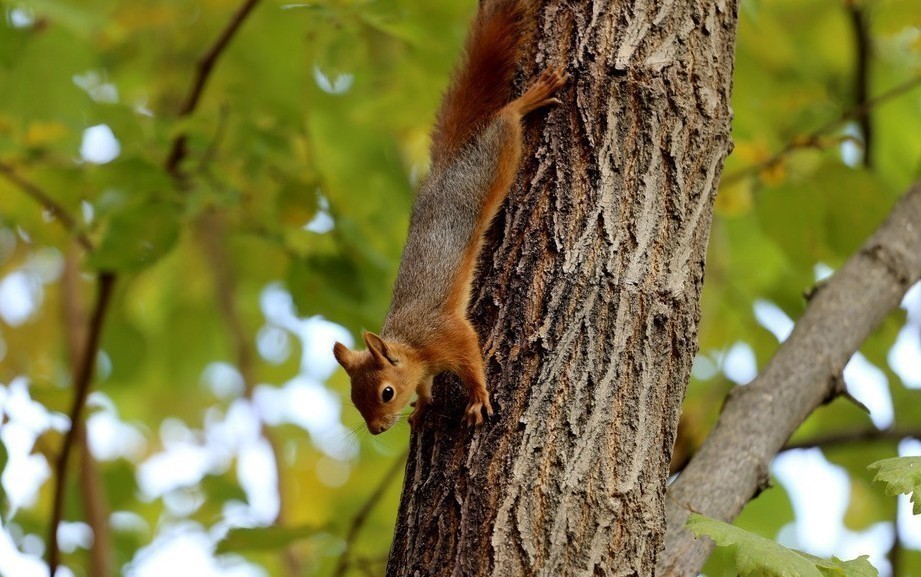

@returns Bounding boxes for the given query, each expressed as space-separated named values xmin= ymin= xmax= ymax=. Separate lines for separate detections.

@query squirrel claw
xmin=513 ymin=65 xmax=568 ymax=115
xmin=464 ymin=393 xmax=494 ymax=426
xmin=408 ymin=398 xmax=429 ymax=428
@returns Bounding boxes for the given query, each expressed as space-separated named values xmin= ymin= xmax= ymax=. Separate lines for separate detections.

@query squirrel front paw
xmin=464 ymin=390 xmax=494 ymax=426
xmin=408 ymin=398 xmax=429 ymax=428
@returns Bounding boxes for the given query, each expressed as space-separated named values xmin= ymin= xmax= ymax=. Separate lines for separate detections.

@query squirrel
xmin=333 ymin=0 xmax=567 ymax=435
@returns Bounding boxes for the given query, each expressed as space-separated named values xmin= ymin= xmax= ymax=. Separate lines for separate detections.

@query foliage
xmin=0 ymin=0 xmax=918 ymax=575
xmin=688 ymin=513 xmax=878 ymax=577
xmin=869 ymin=457 xmax=921 ymax=515
xmin=216 ymin=525 xmax=320 ymax=555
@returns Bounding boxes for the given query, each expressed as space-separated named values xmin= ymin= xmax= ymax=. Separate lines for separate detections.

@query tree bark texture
xmin=387 ymin=1 xmax=739 ymax=575
xmin=659 ymin=178 xmax=921 ymax=577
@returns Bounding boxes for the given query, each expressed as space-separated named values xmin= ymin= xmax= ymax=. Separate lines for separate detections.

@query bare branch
xmin=48 ymin=272 xmax=116 ymax=575
xmin=660 ymin=178 xmax=921 ymax=576
xmin=77 ymin=438 xmax=113 ymax=577
xmin=721 ymin=75 xmax=921 ymax=186
xmin=45 ymin=1 xmax=261 ymax=571
xmin=0 ymin=162 xmax=93 ymax=252
xmin=333 ymin=451 xmax=408 ymax=577
xmin=164 ymin=0 xmax=261 ymax=178
xmin=889 ymin=518 xmax=903 ymax=577
xmin=847 ymin=1 xmax=873 ymax=168
xmin=61 ymin=248 xmax=114 ymax=577
xmin=673 ymin=426 xmax=921 ymax=475
xmin=783 ymin=427 xmax=921 ymax=451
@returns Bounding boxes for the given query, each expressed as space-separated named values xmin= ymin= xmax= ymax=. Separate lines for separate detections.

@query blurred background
xmin=0 ymin=0 xmax=919 ymax=575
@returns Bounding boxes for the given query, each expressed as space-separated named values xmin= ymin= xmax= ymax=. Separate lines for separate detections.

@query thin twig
xmin=48 ymin=272 xmax=116 ymax=575
xmin=847 ymin=1 xmax=872 ymax=168
xmin=349 ymin=554 xmax=390 ymax=577
xmin=782 ymin=427 xmax=921 ymax=452
xmin=164 ymin=0 xmax=261 ymax=178
xmin=0 ymin=162 xmax=93 ymax=252
xmin=722 ymin=75 xmax=921 ymax=186
xmin=45 ymin=0 xmax=262 ymax=571
xmin=333 ymin=452 xmax=409 ymax=577
xmin=889 ymin=515 xmax=902 ymax=577
xmin=61 ymin=248 xmax=114 ymax=577
xmin=670 ymin=426 xmax=921 ymax=476
xmin=77 ymin=438 xmax=113 ymax=577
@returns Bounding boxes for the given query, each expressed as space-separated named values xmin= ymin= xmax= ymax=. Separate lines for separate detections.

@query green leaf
xmin=686 ymin=513 xmax=878 ymax=577
xmin=868 ymin=456 xmax=921 ymax=514
xmin=287 ymin=252 xmax=382 ymax=332
xmin=215 ymin=524 xmax=318 ymax=555
xmin=22 ymin=0 xmax=107 ymax=38
xmin=88 ymin=199 xmax=180 ymax=272
xmin=0 ymin=26 xmax=93 ymax=128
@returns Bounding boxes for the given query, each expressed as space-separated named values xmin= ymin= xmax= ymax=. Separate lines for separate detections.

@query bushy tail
xmin=429 ymin=0 xmax=532 ymax=166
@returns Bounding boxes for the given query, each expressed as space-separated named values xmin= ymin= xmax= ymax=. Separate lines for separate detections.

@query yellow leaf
xmin=291 ymin=134 xmax=311 ymax=164
xmin=732 ymin=139 xmax=772 ymax=164
xmin=759 ymin=158 xmax=786 ymax=185
xmin=716 ymin=175 xmax=754 ymax=216
xmin=23 ymin=121 xmax=69 ymax=147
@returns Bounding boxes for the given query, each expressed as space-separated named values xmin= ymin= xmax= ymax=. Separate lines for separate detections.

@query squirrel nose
xmin=371 ymin=424 xmax=385 ymax=435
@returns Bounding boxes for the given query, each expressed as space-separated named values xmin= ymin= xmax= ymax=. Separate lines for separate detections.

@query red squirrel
xmin=333 ymin=0 xmax=566 ymax=434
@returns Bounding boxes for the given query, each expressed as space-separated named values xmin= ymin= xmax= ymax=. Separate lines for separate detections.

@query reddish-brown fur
xmin=435 ymin=76 xmax=568 ymax=421
xmin=443 ymin=76 xmax=566 ymax=318
xmin=332 ymin=0 xmax=566 ymax=434
xmin=430 ymin=0 xmax=531 ymax=166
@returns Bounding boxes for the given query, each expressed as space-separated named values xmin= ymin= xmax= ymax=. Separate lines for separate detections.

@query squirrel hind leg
xmin=508 ymin=66 xmax=569 ymax=117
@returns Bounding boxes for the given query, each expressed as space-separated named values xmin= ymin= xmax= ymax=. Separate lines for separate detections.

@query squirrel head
xmin=332 ymin=332 xmax=422 ymax=434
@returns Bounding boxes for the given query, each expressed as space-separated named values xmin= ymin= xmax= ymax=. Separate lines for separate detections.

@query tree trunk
xmin=386 ymin=1 xmax=739 ymax=575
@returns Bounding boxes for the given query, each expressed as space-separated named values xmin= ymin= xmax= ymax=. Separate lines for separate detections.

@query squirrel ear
xmin=333 ymin=342 xmax=357 ymax=371
xmin=363 ymin=332 xmax=394 ymax=365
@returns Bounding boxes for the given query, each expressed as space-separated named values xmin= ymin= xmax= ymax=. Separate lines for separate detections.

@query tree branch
xmin=782 ymin=427 xmax=921 ymax=452
xmin=48 ymin=272 xmax=116 ymax=576
xmin=721 ymin=75 xmax=921 ymax=186
xmin=45 ymin=1 xmax=260 ymax=572
xmin=164 ymin=0 xmax=261 ymax=178
xmin=60 ymin=248 xmax=114 ymax=577
xmin=847 ymin=1 xmax=872 ymax=168
xmin=333 ymin=451 xmax=407 ymax=577
xmin=889 ymin=517 xmax=902 ymax=577
xmin=0 ymin=162 xmax=93 ymax=252
xmin=660 ymin=178 xmax=921 ymax=577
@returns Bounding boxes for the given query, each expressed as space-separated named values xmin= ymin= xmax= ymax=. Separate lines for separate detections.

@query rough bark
xmin=659 ymin=179 xmax=921 ymax=577
xmin=386 ymin=1 xmax=739 ymax=575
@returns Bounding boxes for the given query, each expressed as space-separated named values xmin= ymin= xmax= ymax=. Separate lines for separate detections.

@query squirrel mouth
xmin=370 ymin=414 xmax=398 ymax=435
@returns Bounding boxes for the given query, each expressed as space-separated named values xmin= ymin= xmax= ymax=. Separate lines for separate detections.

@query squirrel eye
xmin=381 ymin=386 xmax=395 ymax=403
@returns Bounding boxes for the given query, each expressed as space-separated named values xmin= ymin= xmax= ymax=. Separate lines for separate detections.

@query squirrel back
xmin=429 ymin=0 xmax=532 ymax=167
xmin=334 ymin=0 xmax=566 ymax=434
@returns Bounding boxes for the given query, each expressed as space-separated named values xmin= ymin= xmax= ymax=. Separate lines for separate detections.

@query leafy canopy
xmin=0 ymin=0 xmax=919 ymax=575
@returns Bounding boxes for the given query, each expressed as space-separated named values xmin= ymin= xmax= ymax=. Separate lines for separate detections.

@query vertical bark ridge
xmin=387 ymin=1 xmax=739 ymax=575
